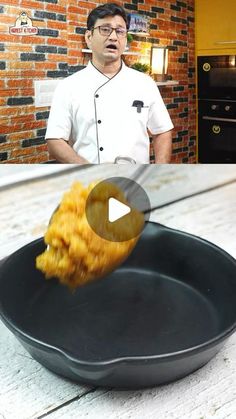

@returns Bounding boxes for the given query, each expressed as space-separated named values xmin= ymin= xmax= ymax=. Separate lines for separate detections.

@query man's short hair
xmin=87 ymin=3 xmax=128 ymax=30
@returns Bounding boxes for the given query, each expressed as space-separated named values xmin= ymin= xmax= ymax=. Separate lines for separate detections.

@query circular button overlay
xmin=85 ymin=177 xmax=151 ymax=242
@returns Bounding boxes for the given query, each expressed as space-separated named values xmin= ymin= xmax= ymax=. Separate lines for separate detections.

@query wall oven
xmin=198 ymin=55 xmax=236 ymax=100
xmin=198 ymin=55 xmax=236 ymax=163
xmin=198 ymin=99 xmax=236 ymax=163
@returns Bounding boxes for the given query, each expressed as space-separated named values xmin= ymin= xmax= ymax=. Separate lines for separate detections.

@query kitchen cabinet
xmin=195 ymin=0 xmax=236 ymax=55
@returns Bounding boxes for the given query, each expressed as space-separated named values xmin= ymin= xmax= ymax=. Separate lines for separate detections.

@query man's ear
xmin=85 ymin=30 xmax=92 ymax=48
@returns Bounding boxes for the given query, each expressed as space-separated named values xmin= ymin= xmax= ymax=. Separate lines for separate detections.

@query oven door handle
xmin=202 ymin=116 xmax=236 ymax=123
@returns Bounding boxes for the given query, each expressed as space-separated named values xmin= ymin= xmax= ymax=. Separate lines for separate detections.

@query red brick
xmin=0 ymin=70 xmax=21 ymax=79
xmin=8 ymin=131 xmax=34 ymax=141
xmin=0 ymin=0 xmax=19 ymax=5
xmin=4 ymin=5 xmax=20 ymax=15
xmin=78 ymin=16 xmax=87 ymax=24
xmin=0 ymin=34 xmax=20 ymax=43
xmin=48 ymin=21 xmax=67 ymax=31
xmin=10 ymin=147 xmax=36 ymax=157
xmin=68 ymin=34 xmax=82 ymax=42
xmin=1 ymin=15 xmax=16 ymax=24
xmin=68 ymin=49 xmax=82 ymax=57
xmin=48 ymin=38 xmax=67 ymax=46
xmin=37 ymin=144 xmax=48 ymax=153
xmin=20 ymin=0 xmax=43 ymax=9
xmin=11 ymin=114 xmax=35 ymax=124
xmin=7 ymin=79 xmax=33 ymax=88
xmin=78 ymin=1 xmax=96 ymax=8
xmin=45 ymin=4 xmax=66 ymax=14
xmin=47 ymin=54 xmax=68 ymax=62
xmin=20 ymin=37 xmax=46 ymax=44
xmin=21 ymin=153 xmax=49 ymax=163
xmin=36 ymin=62 xmax=57 ymax=70
xmin=0 ymin=98 xmax=7 ymax=106
xmin=19 ymin=88 xmax=34 ymax=96
xmin=68 ymin=6 xmax=87 ymax=14
xmin=21 ymin=70 xmax=46 ymax=78
xmin=0 ymin=141 xmax=20 ymax=151
xmin=67 ymin=57 xmax=78 ymax=65
xmin=20 ymin=121 xmax=46 ymax=131
xmin=9 ymin=61 xmax=33 ymax=69
xmin=0 ymin=88 xmax=19 ymax=97
xmin=0 ymin=124 xmax=23 ymax=134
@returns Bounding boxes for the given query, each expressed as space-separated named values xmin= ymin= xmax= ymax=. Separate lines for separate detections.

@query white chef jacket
xmin=45 ymin=61 xmax=174 ymax=163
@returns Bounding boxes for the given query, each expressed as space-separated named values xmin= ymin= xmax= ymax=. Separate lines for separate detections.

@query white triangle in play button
xmin=108 ymin=197 xmax=131 ymax=223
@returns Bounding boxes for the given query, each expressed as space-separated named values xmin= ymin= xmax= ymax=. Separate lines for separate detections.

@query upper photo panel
xmin=0 ymin=1 xmax=235 ymax=164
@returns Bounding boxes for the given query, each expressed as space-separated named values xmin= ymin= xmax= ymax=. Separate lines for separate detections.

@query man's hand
xmin=152 ymin=130 xmax=173 ymax=163
xmin=46 ymin=139 xmax=89 ymax=164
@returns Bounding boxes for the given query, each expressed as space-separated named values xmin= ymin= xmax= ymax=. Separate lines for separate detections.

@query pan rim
xmin=1 ymin=310 xmax=235 ymax=367
xmin=0 ymin=221 xmax=236 ymax=367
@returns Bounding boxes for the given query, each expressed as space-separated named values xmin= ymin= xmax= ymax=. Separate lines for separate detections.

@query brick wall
xmin=0 ymin=0 xmax=196 ymax=163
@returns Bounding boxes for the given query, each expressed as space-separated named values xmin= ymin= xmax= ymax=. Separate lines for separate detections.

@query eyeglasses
xmin=92 ymin=25 xmax=127 ymax=38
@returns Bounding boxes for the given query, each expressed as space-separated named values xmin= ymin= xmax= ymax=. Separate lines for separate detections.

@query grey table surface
xmin=0 ymin=164 xmax=236 ymax=419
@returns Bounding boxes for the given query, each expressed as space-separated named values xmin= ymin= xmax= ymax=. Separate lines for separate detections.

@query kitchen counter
xmin=0 ymin=164 xmax=236 ymax=419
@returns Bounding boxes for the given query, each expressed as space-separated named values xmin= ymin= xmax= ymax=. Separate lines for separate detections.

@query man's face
xmin=85 ymin=15 xmax=127 ymax=64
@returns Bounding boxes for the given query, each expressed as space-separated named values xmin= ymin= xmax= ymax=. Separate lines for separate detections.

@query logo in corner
xmin=9 ymin=11 xmax=38 ymax=36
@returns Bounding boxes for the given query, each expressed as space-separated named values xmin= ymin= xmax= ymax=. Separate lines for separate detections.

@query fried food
xmin=36 ymin=181 xmax=144 ymax=288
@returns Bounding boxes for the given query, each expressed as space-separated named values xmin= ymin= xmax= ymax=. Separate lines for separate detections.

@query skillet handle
xmin=0 ymin=256 xmax=9 ymax=268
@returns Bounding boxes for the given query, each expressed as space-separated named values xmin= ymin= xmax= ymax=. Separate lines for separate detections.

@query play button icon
xmin=85 ymin=177 xmax=151 ymax=242
xmin=108 ymin=198 xmax=130 ymax=222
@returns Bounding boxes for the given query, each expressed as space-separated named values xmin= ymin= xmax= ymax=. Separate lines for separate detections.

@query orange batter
xmin=36 ymin=181 xmax=144 ymax=288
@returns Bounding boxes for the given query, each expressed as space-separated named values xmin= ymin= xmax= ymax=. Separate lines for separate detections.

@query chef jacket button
xmin=99 ymin=147 xmax=104 ymax=151
xmin=95 ymin=94 xmax=99 ymax=98
xmin=98 ymin=120 xmax=101 ymax=124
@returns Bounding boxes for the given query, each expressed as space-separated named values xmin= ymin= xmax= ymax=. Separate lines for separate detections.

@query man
xmin=46 ymin=3 xmax=173 ymax=164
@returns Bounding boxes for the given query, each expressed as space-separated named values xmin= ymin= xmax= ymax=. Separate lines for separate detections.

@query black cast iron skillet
xmin=0 ymin=222 xmax=236 ymax=389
